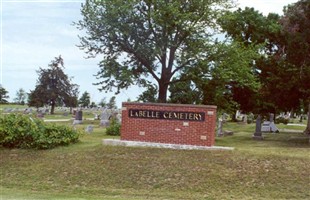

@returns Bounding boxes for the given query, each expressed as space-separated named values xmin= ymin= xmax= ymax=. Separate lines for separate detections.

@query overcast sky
xmin=0 ymin=0 xmax=298 ymax=107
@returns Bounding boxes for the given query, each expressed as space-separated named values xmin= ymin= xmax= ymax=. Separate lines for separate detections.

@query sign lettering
xmin=129 ymin=109 xmax=205 ymax=122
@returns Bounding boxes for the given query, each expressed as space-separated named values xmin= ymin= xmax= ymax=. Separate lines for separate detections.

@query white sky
xmin=0 ymin=0 xmax=298 ymax=107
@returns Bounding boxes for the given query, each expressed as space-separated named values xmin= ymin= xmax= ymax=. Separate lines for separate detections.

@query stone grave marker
xmin=85 ymin=125 xmax=94 ymax=133
xmin=242 ymin=115 xmax=247 ymax=124
xmin=73 ymin=110 xmax=83 ymax=125
xmin=261 ymin=113 xmax=279 ymax=133
xmin=217 ymin=117 xmax=223 ymax=137
xmin=269 ymin=113 xmax=279 ymax=133
xmin=24 ymin=108 xmax=31 ymax=114
xmin=253 ymin=115 xmax=264 ymax=140
xmin=37 ymin=112 xmax=44 ymax=118
xmin=116 ymin=112 xmax=122 ymax=123
xmin=100 ymin=108 xmax=110 ymax=127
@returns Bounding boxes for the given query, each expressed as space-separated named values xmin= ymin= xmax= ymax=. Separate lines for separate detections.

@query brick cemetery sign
xmin=120 ymin=102 xmax=217 ymax=147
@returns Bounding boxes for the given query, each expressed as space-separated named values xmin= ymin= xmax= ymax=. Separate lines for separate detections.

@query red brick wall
xmin=121 ymin=102 xmax=217 ymax=146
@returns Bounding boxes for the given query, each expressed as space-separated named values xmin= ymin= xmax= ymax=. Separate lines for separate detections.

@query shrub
xmin=106 ymin=118 xmax=121 ymax=136
xmin=0 ymin=113 xmax=80 ymax=149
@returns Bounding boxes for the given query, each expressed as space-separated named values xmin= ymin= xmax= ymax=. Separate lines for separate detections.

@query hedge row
xmin=0 ymin=114 xmax=80 ymax=149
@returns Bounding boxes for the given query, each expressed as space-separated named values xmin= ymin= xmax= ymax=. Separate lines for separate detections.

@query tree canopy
xmin=79 ymin=91 xmax=91 ymax=107
xmin=76 ymin=0 xmax=234 ymax=102
xmin=28 ymin=56 xmax=79 ymax=114
xmin=280 ymin=0 xmax=310 ymax=134
xmin=14 ymin=88 xmax=27 ymax=105
xmin=218 ymin=1 xmax=310 ymax=133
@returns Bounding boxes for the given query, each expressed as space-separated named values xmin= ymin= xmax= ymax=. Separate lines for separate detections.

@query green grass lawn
xmin=1 ymin=122 xmax=309 ymax=200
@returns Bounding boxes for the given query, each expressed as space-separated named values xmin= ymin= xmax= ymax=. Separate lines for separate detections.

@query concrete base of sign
xmin=102 ymin=139 xmax=234 ymax=151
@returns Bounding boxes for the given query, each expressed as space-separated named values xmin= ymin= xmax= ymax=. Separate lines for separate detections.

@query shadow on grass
xmin=216 ymin=124 xmax=309 ymax=149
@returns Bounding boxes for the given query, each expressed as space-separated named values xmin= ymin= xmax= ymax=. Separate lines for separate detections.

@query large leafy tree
xmin=169 ymin=40 xmax=260 ymax=112
xmin=76 ymin=0 xmax=234 ymax=103
xmin=218 ymin=7 xmax=282 ymax=114
xmin=28 ymin=56 xmax=79 ymax=114
xmin=280 ymin=0 xmax=310 ymax=134
xmin=0 ymin=85 xmax=9 ymax=104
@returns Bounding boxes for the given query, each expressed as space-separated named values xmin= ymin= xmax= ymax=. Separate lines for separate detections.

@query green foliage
xmin=76 ymin=0 xmax=234 ymax=102
xmin=169 ymin=79 xmax=201 ymax=104
xmin=169 ymin=41 xmax=260 ymax=112
xmin=0 ymin=85 xmax=10 ymax=104
xmin=218 ymin=3 xmax=309 ymax=117
xmin=218 ymin=7 xmax=281 ymax=47
xmin=14 ymin=88 xmax=27 ymax=105
xmin=28 ymin=56 xmax=79 ymax=114
xmin=98 ymin=97 xmax=107 ymax=107
xmin=0 ymin=114 xmax=80 ymax=149
xmin=105 ymin=118 xmax=120 ymax=136
xmin=106 ymin=96 xmax=117 ymax=109
xmin=280 ymin=0 xmax=310 ymax=107
xmin=0 ymin=123 xmax=309 ymax=199
xmin=137 ymin=84 xmax=158 ymax=103
xmin=79 ymin=91 xmax=91 ymax=107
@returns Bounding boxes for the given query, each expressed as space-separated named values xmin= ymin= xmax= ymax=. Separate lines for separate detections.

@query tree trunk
xmin=304 ymin=103 xmax=310 ymax=135
xmin=50 ymin=100 xmax=55 ymax=115
xmin=158 ymin=81 xmax=169 ymax=103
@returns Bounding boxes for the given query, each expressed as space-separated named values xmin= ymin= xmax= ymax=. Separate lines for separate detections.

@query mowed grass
xmin=1 ymin=121 xmax=310 ymax=200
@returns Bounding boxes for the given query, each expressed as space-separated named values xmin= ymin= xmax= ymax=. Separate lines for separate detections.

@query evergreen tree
xmin=79 ymin=91 xmax=91 ymax=107
xmin=0 ymin=85 xmax=9 ymax=104
xmin=28 ymin=56 xmax=79 ymax=114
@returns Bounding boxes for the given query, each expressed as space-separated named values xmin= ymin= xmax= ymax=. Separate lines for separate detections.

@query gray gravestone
xmin=100 ymin=108 xmax=110 ymax=127
xmin=116 ymin=113 xmax=122 ymax=123
xmin=242 ymin=115 xmax=248 ymax=124
xmin=253 ymin=115 xmax=264 ymax=140
xmin=73 ymin=110 xmax=83 ymax=125
xmin=85 ymin=125 xmax=94 ymax=133
xmin=269 ymin=113 xmax=274 ymax=122
xmin=37 ymin=112 xmax=44 ymax=118
xmin=217 ymin=118 xmax=223 ymax=137
xmin=24 ymin=108 xmax=31 ymax=114
xmin=76 ymin=110 xmax=83 ymax=120
xmin=269 ymin=113 xmax=279 ymax=133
